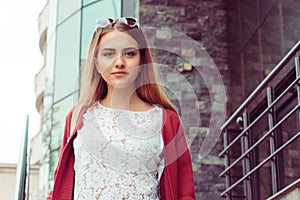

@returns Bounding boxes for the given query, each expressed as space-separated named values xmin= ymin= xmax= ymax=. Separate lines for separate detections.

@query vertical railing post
xmin=241 ymin=110 xmax=252 ymax=200
xmin=295 ymin=51 xmax=300 ymax=124
xmin=223 ymin=129 xmax=231 ymax=200
xmin=267 ymin=86 xmax=278 ymax=195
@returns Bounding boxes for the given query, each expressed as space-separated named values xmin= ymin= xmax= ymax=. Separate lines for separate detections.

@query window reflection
xmin=57 ymin=0 xmax=81 ymax=25
xmin=54 ymin=12 xmax=81 ymax=102
xmin=51 ymin=95 xmax=75 ymax=150
xmin=49 ymin=150 xmax=60 ymax=181
xmin=83 ymin=0 xmax=98 ymax=6
xmin=81 ymin=0 xmax=121 ymax=60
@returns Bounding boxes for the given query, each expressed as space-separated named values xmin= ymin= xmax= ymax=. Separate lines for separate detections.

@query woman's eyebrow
xmin=101 ymin=48 xmax=116 ymax=51
xmin=100 ymin=47 xmax=138 ymax=51
xmin=123 ymin=47 xmax=138 ymax=51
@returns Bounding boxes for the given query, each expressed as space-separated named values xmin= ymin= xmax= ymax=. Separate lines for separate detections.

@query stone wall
xmin=139 ymin=0 xmax=228 ymax=199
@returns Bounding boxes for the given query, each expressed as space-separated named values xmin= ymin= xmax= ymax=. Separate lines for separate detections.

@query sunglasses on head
xmin=96 ymin=17 xmax=139 ymax=29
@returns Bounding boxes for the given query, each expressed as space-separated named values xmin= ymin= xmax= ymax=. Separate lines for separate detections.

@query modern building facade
xmin=31 ymin=0 xmax=299 ymax=199
xmin=220 ymin=0 xmax=300 ymax=199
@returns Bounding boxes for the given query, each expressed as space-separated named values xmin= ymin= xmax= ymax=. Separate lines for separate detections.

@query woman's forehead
xmin=99 ymin=30 xmax=139 ymax=50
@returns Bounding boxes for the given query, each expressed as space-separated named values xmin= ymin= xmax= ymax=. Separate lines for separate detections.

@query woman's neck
xmin=100 ymin=87 xmax=149 ymax=111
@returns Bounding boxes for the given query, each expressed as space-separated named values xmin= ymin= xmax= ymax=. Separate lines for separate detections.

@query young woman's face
xmin=96 ymin=30 xmax=141 ymax=90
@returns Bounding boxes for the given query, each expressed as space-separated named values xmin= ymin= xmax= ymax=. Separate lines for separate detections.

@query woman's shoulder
xmin=162 ymin=108 xmax=180 ymax=121
xmin=161 ymin=108 xmax=184 ymax=148
xmin=162 ymin=108 xmax=182 ymax=134
xmin=65 ymin=107 xmax=75 ymax=122
xmin=66 ymin=105 xmax=90 ymax=133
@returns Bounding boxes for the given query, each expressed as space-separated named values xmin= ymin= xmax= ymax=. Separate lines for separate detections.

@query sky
xmin=0 ymin=1 xmax=46 ymax=164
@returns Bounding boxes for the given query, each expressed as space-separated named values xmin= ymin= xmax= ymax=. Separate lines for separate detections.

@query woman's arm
xmin=161 ymin=109 xmax=196 ymax=200
xmin=175 ymin=117 xmax=196 ymax=199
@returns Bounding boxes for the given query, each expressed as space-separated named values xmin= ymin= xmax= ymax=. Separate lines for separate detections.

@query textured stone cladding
xmin=139 ymin=0 xmax=228 ymax=199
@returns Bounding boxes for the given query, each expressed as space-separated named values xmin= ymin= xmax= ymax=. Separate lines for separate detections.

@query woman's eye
xmin=124 ymin=51 xmax=136 ymax=57
xmin=103 ymin=52 xmax=115 ymax=57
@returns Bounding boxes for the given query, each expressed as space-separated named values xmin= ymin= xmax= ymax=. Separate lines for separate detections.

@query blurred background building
xmin=0 ymin=163 xmax=39 ymax=199
xmin=22 ymin=0 xmax=300 ymax=199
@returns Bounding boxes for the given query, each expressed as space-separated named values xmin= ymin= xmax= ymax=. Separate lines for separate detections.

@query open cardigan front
xmin=47 ymin=107 xmax=195 ymax=200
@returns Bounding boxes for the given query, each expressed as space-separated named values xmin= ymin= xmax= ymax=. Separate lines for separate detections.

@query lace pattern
xmin=73 ymin=102 xmax=164 ymax=199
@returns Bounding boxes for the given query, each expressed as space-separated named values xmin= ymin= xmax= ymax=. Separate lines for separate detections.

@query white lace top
xmin=73 ymin=102 xmax=164 ymax=200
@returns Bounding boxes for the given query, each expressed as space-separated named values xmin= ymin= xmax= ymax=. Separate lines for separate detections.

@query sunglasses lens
xmin=107 ymin=17 xmax=115 ymax=23
xmin=96 ymin=18 xmax=110 ymax=28
xmin=125 ymin=17 xmax=139 ymax=28
xmin=96 ymin=18 xmax=116 ymax=28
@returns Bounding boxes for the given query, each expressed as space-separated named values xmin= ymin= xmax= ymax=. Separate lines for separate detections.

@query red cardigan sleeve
xmin=160 ymin=109 xmax=196 ymax=200
xmin=176 ymin=124 xmax=196 ymax=199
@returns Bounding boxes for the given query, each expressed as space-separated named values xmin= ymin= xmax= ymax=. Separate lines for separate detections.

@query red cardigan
xmin=47 ymin=107 xmax=195 ymax=200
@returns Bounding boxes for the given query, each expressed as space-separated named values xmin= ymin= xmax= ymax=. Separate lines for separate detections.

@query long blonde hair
xmin=72 ymin=20 xmax=177 ymax=129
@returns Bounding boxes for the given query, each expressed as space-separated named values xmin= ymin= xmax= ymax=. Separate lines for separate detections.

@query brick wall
xmin=139 ymin=0 xmax=228 ymax=199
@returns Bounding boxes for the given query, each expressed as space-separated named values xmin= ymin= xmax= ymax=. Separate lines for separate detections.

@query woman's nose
xmin=114 ymin=55 xmax=125 ymax=68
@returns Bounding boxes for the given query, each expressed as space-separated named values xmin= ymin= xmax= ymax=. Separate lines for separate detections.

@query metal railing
xmin=219 ymin=40 xmax=300 ymax=199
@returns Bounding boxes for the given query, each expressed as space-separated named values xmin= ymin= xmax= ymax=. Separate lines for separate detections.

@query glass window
xmin=44 ymin=34 xmax=56 ymax=159
xmin=57 ymin=0 xmax=81 ymax=25
xmin=282 ymin=1 xmax=300 ymax=51
xmin=49 ymin=93 xmax=78 ymax=182
xmin=276 ymin=96 xmax=300 ymax=191
xmin=45 ymin=35 xmax=56 ymax=100
xmin=48 ymin=149 xmax=60 ymax=181
xmin=239 ymin=1 xmax=259 ymax=44
xmin=83 ymin=0 xmax=99 ymax=7
xmin=81 ymin=0 xmax=122 ymax=60
xmin=47 ymin=0 xmax=58 ymax=40
xmin=122 ymin=0 xmax=139 ymax=18
xmin=258 ymin=0 xmax=278 ymax=21
xmin=260 ymin=4 xmax=284 ymax=70
xmin=54 ymin=12 xmax=81 ymax=102
xmin=51 ymin=95 xmax=76 ymax=150
xmin=242 ymin=32 xmax=263 ymax=97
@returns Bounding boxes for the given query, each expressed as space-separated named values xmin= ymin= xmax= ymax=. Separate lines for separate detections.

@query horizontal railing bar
xmin=219 ymin=77 xmax=300 ymax=157
xmin=266 ymin=178 xmax=300 ymax=200
xmin=221 ymin=40 xmax=300 ymax=131
xmin=220 ymin=131 xmax=300 ymax=196
xmin=220 ymin=104 xmax=300 ymax=176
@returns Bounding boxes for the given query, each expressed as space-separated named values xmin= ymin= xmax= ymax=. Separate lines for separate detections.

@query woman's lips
xmin=111 ymin=71 xmax=128 ymax=77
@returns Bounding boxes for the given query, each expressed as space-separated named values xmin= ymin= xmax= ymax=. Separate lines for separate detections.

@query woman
xmin=47 ymin=17 xmax=195 ymax=200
